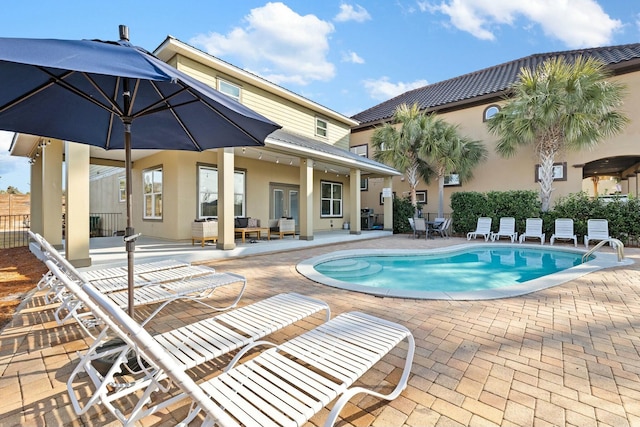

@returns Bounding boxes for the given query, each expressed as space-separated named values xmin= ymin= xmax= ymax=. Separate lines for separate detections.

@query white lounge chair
xmin=46 ymin=261 xmax=331 ymax=426
xmin=33 ymin=232 xmax=246 ymax=338
xmin=519 ymin=218 xmax=545 ymax=244
xmin=467 ymin=217 xmax=492 ymax=241
xmin=74 ymin=267 xmax=415 ymax=427
xmin=584 ymin=219 xmax=615 ymax=248
xmin=491 ymin=217 xmax=518 ymax=242
xmin=549 ymin=218 xmax=577 ymax=247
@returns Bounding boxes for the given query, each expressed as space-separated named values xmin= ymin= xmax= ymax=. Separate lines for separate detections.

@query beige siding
xmin=175 ymin=56 xmax=351 ymax=148
xmin=352 ymin=71 xmax=640 ymax=218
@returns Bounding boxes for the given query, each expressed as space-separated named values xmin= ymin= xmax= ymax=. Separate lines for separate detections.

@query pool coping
xmin=296 ymin=243 xmax=634 ymax=300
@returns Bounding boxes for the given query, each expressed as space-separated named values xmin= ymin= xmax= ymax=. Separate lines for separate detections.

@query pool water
xmin=314 ymin=247 xmax=587 ymax=292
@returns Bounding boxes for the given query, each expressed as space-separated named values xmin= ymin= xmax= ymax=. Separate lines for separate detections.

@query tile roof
xmin=352 ymin=43 xmax=640 ymax=128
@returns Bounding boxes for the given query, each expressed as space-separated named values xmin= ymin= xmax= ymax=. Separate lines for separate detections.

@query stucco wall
xmin=351 ymin=71 xmax=640 ymax=217
xmin=107 ymin=149 xmax=352 ymax=240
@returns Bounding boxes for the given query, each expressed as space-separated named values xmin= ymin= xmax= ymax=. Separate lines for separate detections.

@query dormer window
xmin=218 ymin=79 xmax=241 ymax=102
xmin=315 ymin=117 xmax=328 ymax=138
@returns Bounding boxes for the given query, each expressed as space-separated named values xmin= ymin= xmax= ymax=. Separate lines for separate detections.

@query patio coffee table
xmin=234 ymin=227 xmax=269 ymax=243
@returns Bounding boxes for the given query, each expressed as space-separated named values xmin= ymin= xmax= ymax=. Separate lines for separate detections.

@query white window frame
xmin=350 ymin=144 xmax=368 ymax=158
xmin=142 ymin=167 xmax=163 ymax=219
xmin=320 ymin=181 xmax=342 ymax=217
xmin=483 ymin=105 xmax=500 ymax=121
xmin=118 ymin=176 xmax=126 ymax=202
xmin=197 ymin=164 xmax=246 ymax=218
xmin=218 ymin=79 xmax=241 ymax=102
xmin=315 ymin=117 xmax=328 ymax=138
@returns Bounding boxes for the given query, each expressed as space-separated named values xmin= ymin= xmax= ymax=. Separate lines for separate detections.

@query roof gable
xmin=352 ymin=43 xmax=640 ymax=128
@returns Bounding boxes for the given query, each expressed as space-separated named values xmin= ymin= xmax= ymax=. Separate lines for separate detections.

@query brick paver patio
xmin=1 ymin=235 xmax=639 ymax=426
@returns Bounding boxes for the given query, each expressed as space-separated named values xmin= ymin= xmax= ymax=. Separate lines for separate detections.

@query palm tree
xmin=371 ymin=103 xmax=433 ymax=215
xmin=418 ymin=115 xmax=487 ymax=218
xmin=487 ymin=56 xmax=629 ymax=212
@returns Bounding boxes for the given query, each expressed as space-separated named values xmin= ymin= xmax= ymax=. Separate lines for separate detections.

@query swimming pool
xmin=297 ymin=243 xmax=631 ymax=300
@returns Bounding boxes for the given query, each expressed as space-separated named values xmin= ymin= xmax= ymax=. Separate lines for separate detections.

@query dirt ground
xmin=0 ymin=246 xmax=48 ymax=330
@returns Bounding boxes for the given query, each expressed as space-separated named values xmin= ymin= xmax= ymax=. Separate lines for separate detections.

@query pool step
xmin=316 ymin=259 xmax=383 ymax=277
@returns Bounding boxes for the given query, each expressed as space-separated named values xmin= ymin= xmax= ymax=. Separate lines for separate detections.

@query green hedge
xmin=449 ymin=190 xmax=640 ymax=245
xmin=392 ymin=196 xmax=416 ymax=234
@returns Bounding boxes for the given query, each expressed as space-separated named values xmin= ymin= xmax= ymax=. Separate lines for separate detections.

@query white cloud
xmin=190 ymin=2 xmax=335 ymax=85
xmin=341 ymin=50 xmax=365 ymax=64
xmin=363 ymin=77 xmax=428 ymax=100
xmin=424 ymin=0 xmax=622 ymax=48
xmin=334 ymin=4 xmax=371 ymax=23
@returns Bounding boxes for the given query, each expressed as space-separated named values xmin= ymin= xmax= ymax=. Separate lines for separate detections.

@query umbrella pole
xmin=124 ymin=120 xmax=135 ymax=317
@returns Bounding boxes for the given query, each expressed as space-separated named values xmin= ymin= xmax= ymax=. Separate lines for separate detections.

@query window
xmin=350 ymin=144 xmax=368 ymax=158
xmin=416 ymin=190 xmax=427 ymax=204
xmin=444 ymin=174 xmax=461 ymax=186
xmin=360 ymin=177 xmax=368 ymax=191
xmin=143 ymin=167 xmax=162 ymax=219
xmin=535 ymin=162 xmax=567 ymax=182
xmin=315 ymin=117 xmax=328 ymax=138
xmin=118 ymin=177 xmax=126 ymax=202
xmin=379 ymin=191 xmax=396 ymax=205
xmin=483 ymin=105 xmax=500 ymax=121
xmin=197 ymin=165 xmax=246 ymax=218
xmin=218 ymin=79 xmax=241 ymax=101
xmin=321 ymin=181 xmax=342 ymax=217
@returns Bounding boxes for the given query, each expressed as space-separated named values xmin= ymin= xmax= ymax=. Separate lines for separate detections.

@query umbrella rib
xmin=0 ymin=69 xmax=76 ymax=113
xmin=82 ymin=72 xmax=126 ymax=117
xmin=34 ymin=67 xmax=125 ymax=117
xmin=140 ymin=82 xmax=202 ymax=150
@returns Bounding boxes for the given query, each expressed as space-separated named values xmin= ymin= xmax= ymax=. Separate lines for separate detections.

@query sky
xmin=1 ymin=0 xmax=639 ymax=193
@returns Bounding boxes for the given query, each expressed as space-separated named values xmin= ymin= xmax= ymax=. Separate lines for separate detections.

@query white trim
xmin=265 ymin=137 xmax=401 ymax=176
xmin=154 ymin=37 xmax=359 ymax=127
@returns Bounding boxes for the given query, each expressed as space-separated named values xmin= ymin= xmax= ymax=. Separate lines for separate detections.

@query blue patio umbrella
xmin=0 ymin=26 xmax=281 ymax=315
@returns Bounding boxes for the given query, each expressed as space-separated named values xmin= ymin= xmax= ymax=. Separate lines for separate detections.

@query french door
xmin=270 ymin=184 xmax=299 ymax=229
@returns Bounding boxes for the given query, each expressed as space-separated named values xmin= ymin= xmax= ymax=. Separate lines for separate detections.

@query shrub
xmin=392 ymin=196 xmax=415 ymax=234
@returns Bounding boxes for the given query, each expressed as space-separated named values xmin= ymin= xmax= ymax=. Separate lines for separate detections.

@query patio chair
xmin=73 ymin=264 xmax=414 ymax=427
xmin=584 ymin=219 xmax=615 ymax=248
xmin=268 ymin=218 xmax=296 ymax=239
xmin=491 ymin=217 xmax=518 ymax=242
xmin=518 ymin=218 xmax=545 ymax=244
xmin=549 ymin=218 xmax=577 ymax=247
xmin=467 ymin=217 xmax=492 ymax=241
xmin=46 ymin=261 xmax=331 ymax=426
xmin=408 ymin=217 xmax=416 ymax=238
xmin=414 ymin=217 xmax=428 ymax=239
xmin=431 ymin=217 xmax=449 ymax=238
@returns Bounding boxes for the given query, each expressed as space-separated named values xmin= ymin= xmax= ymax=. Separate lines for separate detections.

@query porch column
xmin=65 ymin=142 xmax=91 ymax=267
xmin=627 ymin=175 xmax=636 ymax=197
xmin=217 ymin=147 xmax=236 ymax=250
xmin=29 ymin=154 xmax=43 ymax=238
xmin=383 ymin=176 xmax=393 ymax=231
xmin=349 ymin=169 xmax=361 ymax=235
xmin=299 ymin=158 xmax=314 ymax=240
xmin=41 ymin=139 xmax=63 ymax=247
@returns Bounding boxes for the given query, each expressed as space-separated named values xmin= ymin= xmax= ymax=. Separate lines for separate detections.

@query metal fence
xmin=89 ymin=212 xmax=123 ymax=237
xmin=0 ymin=214 xmax=30 ymax=248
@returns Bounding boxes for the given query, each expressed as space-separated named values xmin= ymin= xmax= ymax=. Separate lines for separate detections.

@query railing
xmin=0 ymin=214 xmax=31 ymax=248
xmin=89 ymin=212 xmax=123 ymax=237
xmin=582 ymin=238 xmax=624 ymax=263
